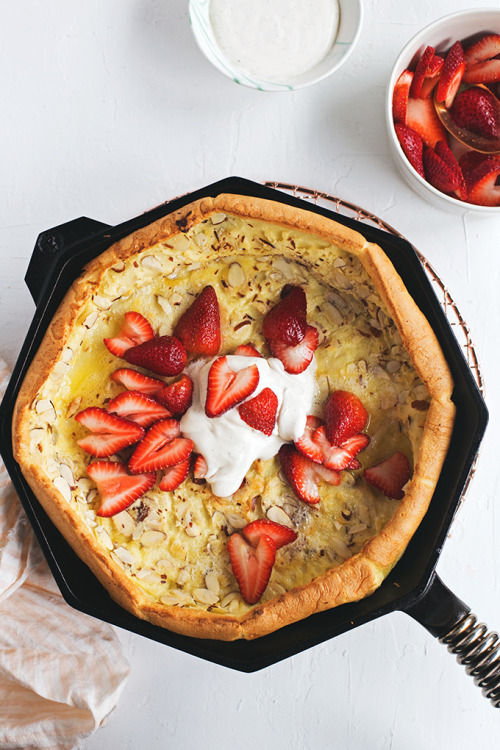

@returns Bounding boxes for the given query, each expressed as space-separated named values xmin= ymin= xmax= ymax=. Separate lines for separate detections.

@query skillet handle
xmin=405 ymin=572 xmax=500 ymax=707
xmin=25 ymin=217 xmax=111 ymax=306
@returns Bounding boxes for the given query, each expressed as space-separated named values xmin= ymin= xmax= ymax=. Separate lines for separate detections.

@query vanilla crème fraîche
xmin=13 ymin=195 xmax=455 ymax=640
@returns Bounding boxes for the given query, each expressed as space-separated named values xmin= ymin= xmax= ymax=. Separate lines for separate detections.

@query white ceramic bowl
xmin=189 ymin=0 xmax=363 ymax=92
xmin=386 ymin=8 xmax=500 ymax=214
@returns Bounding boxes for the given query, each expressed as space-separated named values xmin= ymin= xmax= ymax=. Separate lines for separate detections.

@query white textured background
xmin=1 ymin=1 xmax=499 ymax=747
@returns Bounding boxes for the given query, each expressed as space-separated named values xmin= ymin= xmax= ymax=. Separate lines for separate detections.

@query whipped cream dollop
xmin=180 ymin=355 xmax=316 ymax=498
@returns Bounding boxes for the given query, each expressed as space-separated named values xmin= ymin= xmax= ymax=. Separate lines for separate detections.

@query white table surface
xmin=2 ymin=1 xmax=499 ymax=747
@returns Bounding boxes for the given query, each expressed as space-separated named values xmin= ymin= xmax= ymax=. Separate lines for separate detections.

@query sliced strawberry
xmin=228 ymin=533 xmax=276 ymax=605
xmin=75 ymin=407 xmax=144 ymax=457
xmin=463 ymin=59 xmax=500 ymax=84
xmin=173 ymin=285 xmax=221 ymax=356
xmin=312 ymin=426 xmax=370 ymax=471
xmin=420 ymin=55 xmax=444 ymax=98
xmin=124 ymin=335 xmax=186 ymax=376
xmin=234 ymin=344 xmax=263 ymax=358
xmin=434 ymin=140 xmax=467 ymax=200
xmin=436 ymin=41 xmax=466 ymax=108
xmin=110 ymin=368 xmax=165 ymax=395
xmin=324 ymin=391 xmax=368 ymax=447
xmin=156 ymin=374 xmax=193 ymax=416
xmin=193 ymin=453 xmax=208 ymax=479
xmin=423 ymin=146 xmax=466 ymax=199
xmin=279 ymin=444 xmax=321 ymax=504
xmin=205 ymin=356 xmax=259 ymax=418
xmin=128 ymin=419 xmax=193 ymax=474
xmin=364 ymin=451 xmax=412 ymax=500
xmin=107 ymin=390 xmax=172 ymax=428
xmin=262 ymin=285 xmax=307 ymax=346
xmin=238 ymin=387 xmax=278 ymax=436
xmin=392 ymin=69 xmax=413 ymax=124
xmin=450 ymin=87 xmax=499 ymax=140
xmin=465 ymin=156 xmax=500 ymax=206
xmin=87 ymin=461 xmax=156 ymax=517
xmin=268 ymin=324 xmax=318 ymax=374
xmin=158 ymin=457 xmax=190 ymax=492
xmin=313 ymin=463 xmax=341 ymax=486
xmin=347 ymin=457 xmax=362 ymax=471
xmin=104 ymin=311 xmax=154 ymax=358
xmin=406 ymin=97 xmax=448 ymax=148
xmin=459 ymin=149 xmax=493 ymax=176
xmin=243 ymin=519 xmax=297 ymax=549
xmin=294 ymin=415 xmax=324 ymax=464
xmin=394 ymin=123 xmax=425 ymax=178
xmin=409 ymin=46 xmax=435 ymax=98
xmin=465 ymin=34 xmax=500 ymax=66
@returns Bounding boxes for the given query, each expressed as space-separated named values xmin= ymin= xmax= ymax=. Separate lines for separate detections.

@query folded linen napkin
xmin=0 ymin=357 xmax=130 ymax=750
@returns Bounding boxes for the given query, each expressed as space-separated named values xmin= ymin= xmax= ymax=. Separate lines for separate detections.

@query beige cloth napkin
xmin=0 ymin=358 xmax=130 ymax=750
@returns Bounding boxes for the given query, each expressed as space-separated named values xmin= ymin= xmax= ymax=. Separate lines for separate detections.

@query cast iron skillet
xmin=0 ymin=177 xmax=498 ymax=704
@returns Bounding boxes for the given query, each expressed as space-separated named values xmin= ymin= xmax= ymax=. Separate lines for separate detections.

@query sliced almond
xmin=112 ymin=511 xmax=136 ymax=537
xmin=140 ymin=530 xmax=166 ymax=547
xmin=225 ymin=512 xmax=246 ymax=530
xmin=227 ymin=262 xmax=245 ymax=287
xmin=93 ymin=295 xmax=112 ymax=310
xmin=83 ymin=311 xmax=98 ymax=329
xmin=205 ymin=572 xmax=220 ymax=595
xmin=54 ymin=476 xmax=72 ymax=503
xmin=59 ymin=463 xmax=75 ymax=488
xmin=95 ymin=525 xmax=114 ymax=550
xmin=211 ymin=212 xmax=227 ymax=225
xmin=141 ymin=255 xmax=162 ymax=271
xmin=329 ymin=536 xmax=351 ymax=560
xmin=111 ymin=261 xmax=125 ymax=272
xmin=114 ymin=546 xmax=135 ymax=565
xmin=66 ymin=397 xmax=82 ymax=418
xmin=193 ymin=588 xmax=219 ymax=606
xmin=266 ymin=505 xmax=294 ymax=528
xmin=323 ymin=301 xmax=344 ymax=327
xmin=156 ymin=295 xmax=172 ymax=315
xmin=386 ymin=360 xmax=401 ymax=374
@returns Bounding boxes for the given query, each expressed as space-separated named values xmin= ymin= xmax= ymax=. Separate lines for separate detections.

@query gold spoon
xmin=434 ymin=83 xmax=500 ymax=154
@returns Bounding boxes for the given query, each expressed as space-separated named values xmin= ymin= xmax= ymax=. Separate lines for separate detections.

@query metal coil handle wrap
xmin=440 ymin=614 xmax=500 ymax=707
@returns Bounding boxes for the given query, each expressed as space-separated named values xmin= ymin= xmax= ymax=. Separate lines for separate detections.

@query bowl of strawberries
xmin=387 ymin=9 xmax=500 ymax=212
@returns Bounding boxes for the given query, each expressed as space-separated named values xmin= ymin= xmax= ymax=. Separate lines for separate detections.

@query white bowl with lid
xmin=189 ymin=0 xmax=363 ymax=92
xmin=386 ymin=8 xmax=500 ymax=214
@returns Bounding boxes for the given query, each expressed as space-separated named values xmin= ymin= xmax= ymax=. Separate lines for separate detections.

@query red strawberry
xmin=75 ymin=407 xmax=144 ymax=457
xmin=392 ymin=69 xmax=413 ymax=124
xmin=107 ymin=390 xmax=171 ymax=428
xmin=459 ymin=149 xmax=492 ymax=176
xmin=87 ymin=461 xmax=156 ymax=517
xmin=124 ymin=335 xmax=186 ymax=376
xmin=465 ymin=156 xmax=500 ymax=206
xmin=104 ymin=312 xmax=154 ymax=358
xmin=262 ymin=285 xmax=307 ymax=346
xmin=436 ymin=41 xmax=466 ymax=108
xmin=279 ymin=444 xmax=321 ymax=504
xmin=173 ymin=285 xmax=221 ymax=356
xmin=243 ymin=519 xmax=297 ymax=549
xmin=423 ymin=145 xmax=467 ymax=200
xmin=465 ymin=34 xmax=500 ymax=66
xmin=128 ymin=419 xmax=193 ymax=473
xmin=406 ymin=97 xmax=448 ymax=148
xmin=394 ymin=123 xmax=425 ymax=178
xmin=434 ymin=140 xmax=467 ymax=200
xmin=409 ymin=46 xmax=435 ymax=98
xmin=420 ymin=55 xmax=444 ymax=98
xmin=238 ymin=387 xmax=278 ymax=436
xmin=450 ymin=87 xmax=499 ymax=140
xmin=312 ymin=426 xmax=370 ymax=471
xmin=205 ymin=356 xmax=259 ymax=418
xmin=278 ymin=444 xmax=340 ymax=504
xmin=228 ymin=533 xmax=276 ymax=605
xmin=158 ymin=457 xmax=190 ymax=492
xmin=364 ymin=451 xmax=412 ymax=500
xmin=347 ymin=457 xmax=362 ymax=471
xmin=294 ymin=415 xmax=324 ymax=464
xmin=234 ymin=344 xmax=262 ymax=358
xmin=157 ymin=374 xmax=193 ymax=416
xmin=193 ymin=454 xmax=208 ymax=479
xmin=324 ymin=391 xmax=368 ymax=447
xmin=463 ymin=59 xmax=500 ymax=84
xmin=110 ymin=368 xmax=165 ymax=395
xmin=268 ymin=324 xmax=318 ymax=374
